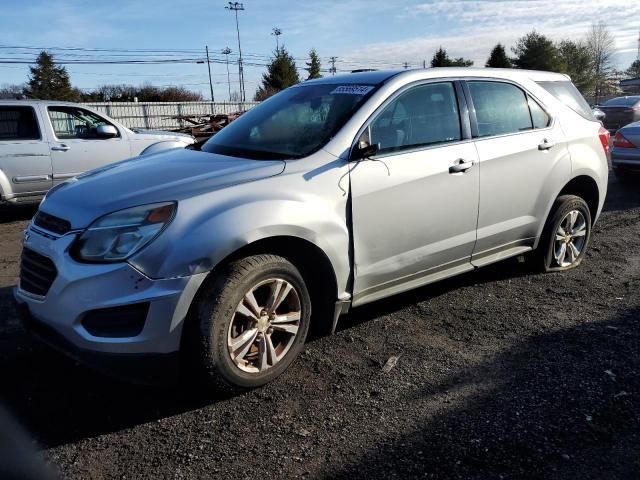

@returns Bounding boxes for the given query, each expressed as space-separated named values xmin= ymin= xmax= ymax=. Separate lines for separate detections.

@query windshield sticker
xmin=330 ymin=85 xmax=374 ymax=95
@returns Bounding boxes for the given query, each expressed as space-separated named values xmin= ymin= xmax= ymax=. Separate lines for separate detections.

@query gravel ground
xmin=0 ymin=176 xmax=639 ymax=480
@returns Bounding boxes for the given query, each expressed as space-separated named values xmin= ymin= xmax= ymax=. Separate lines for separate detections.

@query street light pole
xmin=226 ymin=2 xmax=245 ymax=103
xmin=271 ymin=27 xmax=282 ymax=52
xmin=222 ymin=47 xmax=232 ymax=102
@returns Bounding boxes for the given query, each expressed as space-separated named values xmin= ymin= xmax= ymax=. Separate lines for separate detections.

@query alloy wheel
xmin=553 ymin=210 xmax=587 ymax=268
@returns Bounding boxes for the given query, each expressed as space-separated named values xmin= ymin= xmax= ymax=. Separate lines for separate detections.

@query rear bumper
xmin=611 ymin=148 xmax=640 ymax=169
xmin=16 ymin=299 xmax=180 ymax=384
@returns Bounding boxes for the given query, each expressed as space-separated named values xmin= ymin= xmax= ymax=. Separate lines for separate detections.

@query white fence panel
xmin=82 ymin=101 xmax=259 ymax=130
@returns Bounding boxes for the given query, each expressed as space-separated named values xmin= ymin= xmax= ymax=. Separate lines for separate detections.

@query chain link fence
xmin=82 ymin=101 xmax=259 ymax=130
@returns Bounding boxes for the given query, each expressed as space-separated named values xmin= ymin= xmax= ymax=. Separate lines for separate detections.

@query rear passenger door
xmin=0 ymin=105 xmax=52 ymax=199
xmin=464 ymin=80 xmax=571 ymax=266
xmin=350 ymin=81 xmax=479 ymax=305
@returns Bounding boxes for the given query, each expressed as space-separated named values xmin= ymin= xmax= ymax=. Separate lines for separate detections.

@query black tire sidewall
xmin=543 ymin=196 xmax=591 ymax=272
xmin=197 ymin=256 xmax=311 ymax=390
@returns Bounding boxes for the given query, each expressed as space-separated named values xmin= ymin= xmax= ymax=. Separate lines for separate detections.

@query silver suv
xmin=14 ymin=69 xmax=610 ymax=389
xmin=0 ymin=100 xmax=194 ymax=204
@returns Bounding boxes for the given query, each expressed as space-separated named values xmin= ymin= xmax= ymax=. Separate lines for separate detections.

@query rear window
xmin=537 ymin=81 xmax=594 ymax=121
xmin=0 ymin=106 xmax=40 ymax=140
xmin=602 ymin=96 xmax=640 ymax=107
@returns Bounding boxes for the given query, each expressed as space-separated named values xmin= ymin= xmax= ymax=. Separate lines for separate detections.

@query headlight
xmin=72 ymin=202 xmax=176 ymax=262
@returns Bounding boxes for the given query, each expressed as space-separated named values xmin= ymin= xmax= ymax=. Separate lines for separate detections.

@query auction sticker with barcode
xmin=330 ymin=85 xmax=374 ymax=95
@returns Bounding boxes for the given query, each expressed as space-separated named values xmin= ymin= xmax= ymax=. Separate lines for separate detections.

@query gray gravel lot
xmin=0 ymin=176 xmax=639 ymax=479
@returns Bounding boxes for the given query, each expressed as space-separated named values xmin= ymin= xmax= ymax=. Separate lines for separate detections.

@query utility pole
xmin=205 ymin=45 xmax=215 ymax=107
xmin=226 ymin=2 xmax=245 ymax=103
xmin=222 ymin=47 xmax=232 ymax=102
xmin=272 ymin=27 xmax=282 ymax=52
xmin=403 ymin=62 xmax=409 ymax=69
xmin=329 ymin=56 xmax=337 ymax=75
xmin=423 ymin=59 xmax=426 ymax=69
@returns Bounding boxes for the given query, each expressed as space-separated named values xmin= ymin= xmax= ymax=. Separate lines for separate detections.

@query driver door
xmin=349 ymin=81 xmax=479 ymax=305
xmin=46 ymin=106 xmax=131 ymax=185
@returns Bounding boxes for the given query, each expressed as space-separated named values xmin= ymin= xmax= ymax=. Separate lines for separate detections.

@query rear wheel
xmin=187 ymin=254 xmax=311 ymax=390
xmin=537 ymin=195 xmax=591 ymax=272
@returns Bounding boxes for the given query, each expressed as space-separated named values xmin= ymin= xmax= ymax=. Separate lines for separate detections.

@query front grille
xmin=20 ymin=248 xmax=57 ymax=296
xmin=33 ymin=211 xmax=71 ymax=235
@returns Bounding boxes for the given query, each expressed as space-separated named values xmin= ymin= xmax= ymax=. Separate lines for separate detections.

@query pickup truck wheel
xmin=538 ymin=195 xmax=591 ymax=272
xmin=190 ymin=254 xmax=311 ymax=390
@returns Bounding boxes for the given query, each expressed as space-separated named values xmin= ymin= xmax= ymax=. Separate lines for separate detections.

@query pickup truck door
xmin=0 ymin=105 xmax=52 ymax=199
xmin=45 ymin=105 xmax=131 ymax=185
xmin=349 ymin=81 xmax=479 ymax=306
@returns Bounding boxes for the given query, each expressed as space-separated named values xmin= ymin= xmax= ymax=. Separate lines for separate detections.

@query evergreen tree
xmin=255 ymin=46 xmax=300 ymax=100
xmin=625 ymin=59 xmax=640 ymax=79
xmin=512 ymin=31 xmax=562 ymax=71
xmin=485 ymin=44 xmax=512 ymax=68
xmin=430 ymin=47 xmax=473 ymax=67
xmin=557 ymin=40 xmax=594 ymax=94
xmin=305 ymin=48 xmax=322 ymax=80
xmin=25 ymin=51 xmax=78 ymax=100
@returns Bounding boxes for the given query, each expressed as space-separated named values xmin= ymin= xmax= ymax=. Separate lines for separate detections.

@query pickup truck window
xmin=48 ymin=106 xmax=118 ymax=140
xmin=202 ymin=83 xmax=377 ymax=160
xmin=369 ymin=82 xmax=462 ymax=153
xmin=0 ymin=106 xmax=40 ymax=141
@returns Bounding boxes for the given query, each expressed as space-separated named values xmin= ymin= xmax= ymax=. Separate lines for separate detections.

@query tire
xmin=537 ymin=195 xmax=591 ymax=273
xmin=186 ymin=254 xmax=311 ymax=390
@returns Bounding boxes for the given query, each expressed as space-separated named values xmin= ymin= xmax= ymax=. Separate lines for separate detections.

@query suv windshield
xmin=202 ymin=83 xmax=377 ymax=160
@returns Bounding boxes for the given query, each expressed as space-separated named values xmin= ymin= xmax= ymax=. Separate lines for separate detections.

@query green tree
xmin=305 ymin=48 xmax=322 ymax=80
xmin=512 ymin=31 xmax=562 ymax=71
xmin=430 ymin=47 xmax=473 ymax=67
xmin=625 ymin=59 xmax=640 ymax=79
xmin=557 ymin=40 xmax=594 ymax=94
xmin=25 ymin=51 xmax=78 ymax=101
xmin=485 ymin=43 xmax=512 ymax=68
xmin=255 ymin=46 xmax=300 ymax=100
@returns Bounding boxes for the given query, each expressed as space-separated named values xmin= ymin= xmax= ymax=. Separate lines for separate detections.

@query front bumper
xmin=14 ymin=224 xmax=208 ymax=362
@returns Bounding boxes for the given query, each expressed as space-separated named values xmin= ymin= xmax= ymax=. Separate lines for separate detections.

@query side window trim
xmin=46 ymin=106 xmax=121 ymax=141
xmin=0 ymin=106 xmax=42 ymax=142
xmin=351 ymin=79 xmax=470 ymax=159
xmin=462 ymin=79 xmax=554 ymax=140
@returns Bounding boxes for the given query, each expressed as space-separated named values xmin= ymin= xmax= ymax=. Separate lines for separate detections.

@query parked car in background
xmin=0 ymin=100 xmax=194 ymax=205
xmin=611 ymin=121 xmax=640 ymax=179
xmin=15 ymin=69 xmax=609 ymax=390
xmin=598 ymin=96 xmax=640 ymax=133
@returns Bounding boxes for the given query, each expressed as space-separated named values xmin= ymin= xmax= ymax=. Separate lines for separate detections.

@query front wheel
xmin=538 ymin=195 xmax=591 ymax=272
xmin=187 ymin=254 xmax=311 ymax=390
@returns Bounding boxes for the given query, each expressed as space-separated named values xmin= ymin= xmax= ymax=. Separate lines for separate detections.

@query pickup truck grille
xmin=34 ymin=211 xmax=71 ymax=235
xmin=20 ymin=248 xmax=57 ymax=297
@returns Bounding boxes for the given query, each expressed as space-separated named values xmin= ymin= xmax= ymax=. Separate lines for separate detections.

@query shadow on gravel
xmin=602 ymin=175 xmax=640 ymax=213
xmin=332 ymin=308 xmax=640 ymax=480
xmin=339 ymin=257 xmax=532 ymax=332
xmin=0 ymin=204 xmax=37 ymax=224
xmin=0 ymin=289 xmax=232 ymax=449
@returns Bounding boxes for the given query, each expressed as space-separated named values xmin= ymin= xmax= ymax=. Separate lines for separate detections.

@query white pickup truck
xmin=0 ymin=100 xmax=194 ymax=204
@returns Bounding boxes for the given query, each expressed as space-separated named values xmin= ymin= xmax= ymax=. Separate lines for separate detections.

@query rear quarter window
xmin=0 ymin=106 xmax=40 ymax=140
xmin=536 ymin=81 xmax=594 ymax=121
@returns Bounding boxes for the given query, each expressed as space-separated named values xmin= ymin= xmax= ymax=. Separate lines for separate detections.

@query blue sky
xmin=1 ymin=0 xmax=638 ymax=101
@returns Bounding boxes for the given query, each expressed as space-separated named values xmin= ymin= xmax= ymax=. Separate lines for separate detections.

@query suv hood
xmin=130 ymin=128 xmax=194 ymax=144
xmin=40 ymin=149 xmax=285 ymax=229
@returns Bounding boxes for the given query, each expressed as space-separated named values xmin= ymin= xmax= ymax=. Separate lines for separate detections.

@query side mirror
xmin=351 ymin=142 xmax=380 ymax=161
xmin=96 ymin=124 xmax=118 ymax=138
xmin=592 ymin=108 xmax=606 ymax=122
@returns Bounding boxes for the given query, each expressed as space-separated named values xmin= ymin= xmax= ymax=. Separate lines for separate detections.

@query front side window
xmin=468 ymin=81 xmax=533 ymax=137
xmin=48 ymin=107 xmax=117 ymax=139
xmin=0 ymin=106 xmax=40 ymax=140
xmin=368 ymin=82 xmax=462 ymax=153
xmin=202 ymin=83 xmax=377 ymax=159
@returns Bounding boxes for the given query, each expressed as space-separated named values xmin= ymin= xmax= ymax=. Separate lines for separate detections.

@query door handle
xmin=449 ymin=159 xmax=474 ymax=174
xmin=51 ymin=144 xmax=70 ymax=152
xmin=538 ymin=139 xmax=556 ymax=151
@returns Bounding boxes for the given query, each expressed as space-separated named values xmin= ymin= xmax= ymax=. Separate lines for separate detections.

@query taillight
xmin=598 ymin=126 xmax=610 ymax=156
xmin=613 ymin=131 xmax=636 ymax=148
